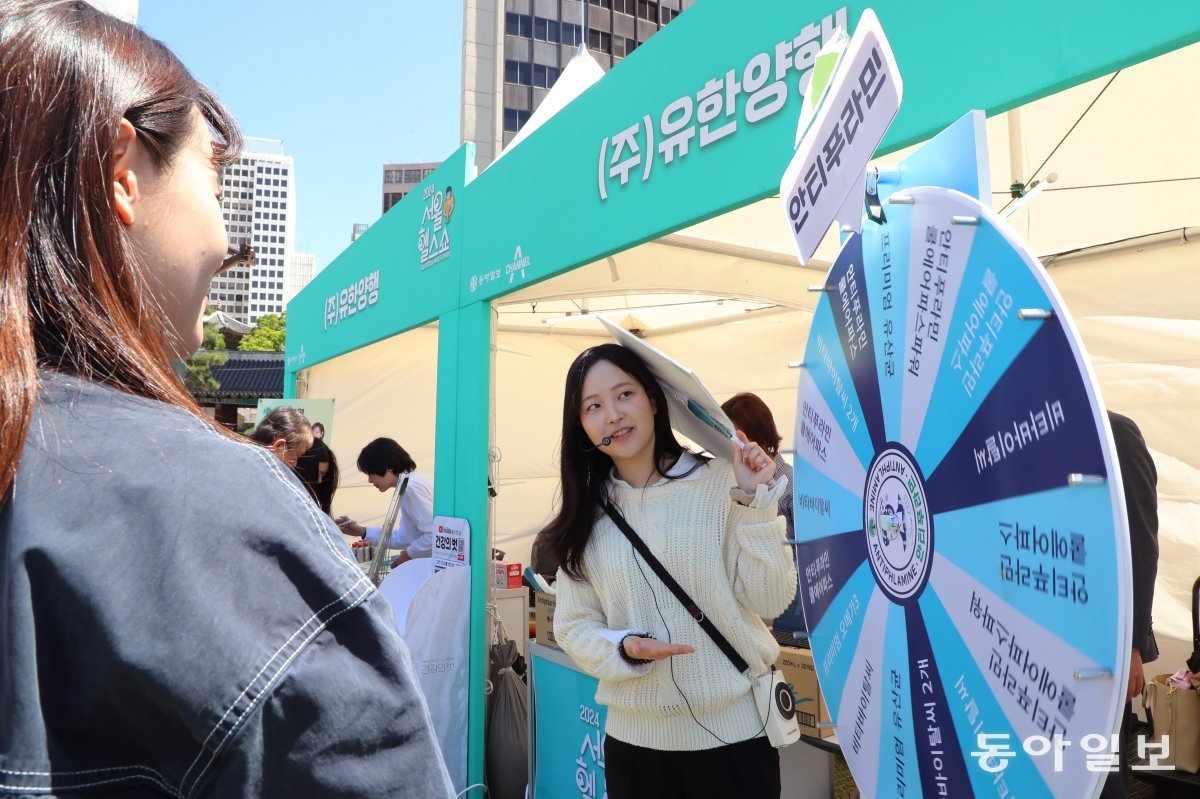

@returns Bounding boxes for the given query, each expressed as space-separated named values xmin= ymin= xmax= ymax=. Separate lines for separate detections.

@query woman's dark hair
xmin=316 ymin=447 xmax=339 ymax=515
xmin=721 ymin=392 xmax=783 ymax=457
xmin=249 ymin=406 xmax=313 ymax=452
xmin=537 ymin=343 xmax=701 ymax=580
xmin=0 ymin=0 xmax=242 ymax=500
xmin=357 ymin=437 xmax=417 ymax=476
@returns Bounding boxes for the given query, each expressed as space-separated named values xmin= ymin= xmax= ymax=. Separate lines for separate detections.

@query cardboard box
xmin=493 ymin=561 xmax=523 ymax=589
xmin=776 ymin=644 xmax=834 ymax=738
xmin=534 ymin=591 xmax=560 ymax=650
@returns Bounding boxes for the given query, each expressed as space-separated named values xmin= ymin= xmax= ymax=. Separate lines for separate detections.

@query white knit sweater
xmin=553 ymin=456 xmax=797 ymax=751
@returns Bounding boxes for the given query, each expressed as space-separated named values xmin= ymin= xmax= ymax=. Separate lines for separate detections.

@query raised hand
xmin=731 ymin=431 xmax=776 ymax=493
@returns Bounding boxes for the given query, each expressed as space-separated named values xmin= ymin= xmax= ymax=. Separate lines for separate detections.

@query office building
xmin=383 ymin=161 xmax=443 ymax=214
xmin=285 ymin=252 xmax=316 ymax=306
xmin=462 ymin=0 xmax=695 ymax=167
xmin=209 ymin=139 xmax=297 ymax=326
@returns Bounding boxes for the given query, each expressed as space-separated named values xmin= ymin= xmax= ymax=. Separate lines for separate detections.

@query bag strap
xmin=603 ymin=502 xmax=750 ymax=675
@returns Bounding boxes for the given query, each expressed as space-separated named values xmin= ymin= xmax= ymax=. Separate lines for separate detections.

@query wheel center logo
xmin=864 ymin=446 xmax=932 ymax=603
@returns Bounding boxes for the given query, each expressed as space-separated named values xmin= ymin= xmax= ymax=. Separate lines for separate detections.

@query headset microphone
xmin=581 ymin=436 xmax=612 ymax=452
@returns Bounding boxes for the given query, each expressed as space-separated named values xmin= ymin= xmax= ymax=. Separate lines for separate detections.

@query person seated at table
xmin=248 ymin=406 xmax=313 ymax=469
xmin=337 ymin=438 xmax=436 ymax=569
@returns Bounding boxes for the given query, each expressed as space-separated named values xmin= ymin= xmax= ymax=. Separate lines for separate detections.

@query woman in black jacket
xmin=0 ymin=3 xmax=452 ymax=796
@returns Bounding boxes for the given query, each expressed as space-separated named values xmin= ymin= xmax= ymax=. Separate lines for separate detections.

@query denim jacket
xmin=0 ymin=372 xmax=455 ymax=798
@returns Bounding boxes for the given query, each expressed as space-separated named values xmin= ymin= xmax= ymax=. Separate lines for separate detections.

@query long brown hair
xmin=536 ymin=344 xmax=704 ymax=580
xmin=0 ymin=0 xmax=242 ymax=500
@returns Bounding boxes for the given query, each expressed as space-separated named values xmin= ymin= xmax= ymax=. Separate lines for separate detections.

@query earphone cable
xmin=629 ymin=542 xmax=769 ymax=747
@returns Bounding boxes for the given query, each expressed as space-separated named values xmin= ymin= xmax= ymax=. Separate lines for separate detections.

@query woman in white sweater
xmin=540 ymin=344 xmax=797 ymax=799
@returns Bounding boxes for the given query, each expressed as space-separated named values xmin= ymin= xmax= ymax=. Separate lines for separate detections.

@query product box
xmin=533 ymin=591 xmax=560 ymax=650
xmin=775 ymin=644 xmax=834 ymax=739
xmin=493 ymin=561 xmax=523 ymax=589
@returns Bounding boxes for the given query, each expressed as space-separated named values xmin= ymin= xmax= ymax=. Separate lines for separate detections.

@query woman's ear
xmin=269 ymin=438 xmax=288 ymax=457
xmin=112 ymin=119 xmax=140 ymax=227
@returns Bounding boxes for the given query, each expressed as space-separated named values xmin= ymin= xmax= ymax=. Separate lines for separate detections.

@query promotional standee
xmin=281 ymin=0 xmax=1200 ymax=791
xmin=791 ymin=104 xmax=1132 ymax=799
xmin=255 ymin=398 xmax=336 ymax=440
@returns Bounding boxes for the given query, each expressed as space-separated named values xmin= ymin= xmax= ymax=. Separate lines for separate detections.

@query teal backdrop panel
xmin=284 ymin=144 xmax=474 ymax=376
xmin=530 ymin=652 xmax=608 ymax=799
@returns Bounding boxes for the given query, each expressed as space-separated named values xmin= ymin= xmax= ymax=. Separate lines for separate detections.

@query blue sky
xmin=139 ymin=1 xmax=464 ymax=273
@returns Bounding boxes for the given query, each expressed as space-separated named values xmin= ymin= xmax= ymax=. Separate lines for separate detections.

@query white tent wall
xmin=299 ymin=325 xmax=441 ymax=530
xmin=491 ymin=330 xmax=608 ymax=563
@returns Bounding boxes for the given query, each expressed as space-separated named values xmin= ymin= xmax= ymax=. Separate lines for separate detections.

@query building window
xmin=661 ymin=6 xmax=677 ymax=24
xmin=505 ymin=12 xmax=532 ymax=38
xmin=612 ymin=0 xmax=635 ymax=14
xmin=588 ymin=0 xmax=611 ymax=8
xmin=403 ymin=168 xmax=422 ymax=182
xmin=384 ymin=191 xmax=406 ymax=213
xmin=560 ymin=22 xmax=583 ymax=46
xmin=533 ymin=16 xmax=559 ymax=43
xmin=637 ymin=0 xmax=658 ymax=22
xmin=503 ymin=107 xmax=531 ymax=133
xmin=533 ymin=64 xmax=561 ymax=88
xmin=588 ymin=29 xmax=612 ymax=55
xmin=504 ymin=59 xmax=532 ymax=86
xmin=384 ymin=169 xmax=403 ymax=183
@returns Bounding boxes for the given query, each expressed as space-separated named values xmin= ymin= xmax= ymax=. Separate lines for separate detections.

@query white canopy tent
xmin=301 ymin=41 xmax=1200 ymax=675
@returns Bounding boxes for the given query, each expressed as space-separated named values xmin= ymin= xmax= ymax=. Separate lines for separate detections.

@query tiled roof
xmin=192 ymin=351 xmax=284 ymax=399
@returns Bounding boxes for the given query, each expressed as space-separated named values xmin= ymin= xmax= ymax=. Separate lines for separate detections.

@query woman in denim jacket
xmin=0 ymin=3 xmax=453 ymax=797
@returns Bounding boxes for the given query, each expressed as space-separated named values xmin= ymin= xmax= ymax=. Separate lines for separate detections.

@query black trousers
xmin=1099 ymin=701 xmax=1133 ymax=799
xmin=604 ymin=734 xmax=780 ymax=799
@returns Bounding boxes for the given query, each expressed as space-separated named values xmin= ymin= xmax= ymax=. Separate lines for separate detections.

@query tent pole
xmin=1007 ymin=107 xmax=1025 ymax=197
xmin=433 ymin=302 xmax=493 ymax=792
xmin=283 ymin=366 xmax=297 ymax=401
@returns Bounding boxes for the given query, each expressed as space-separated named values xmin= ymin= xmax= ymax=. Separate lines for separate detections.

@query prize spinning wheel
xmin=792 ymin=186 xmax=1129 ymax=799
